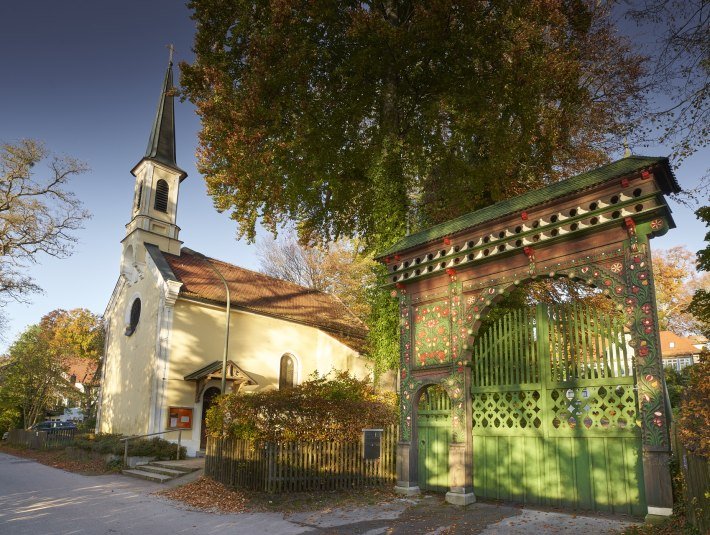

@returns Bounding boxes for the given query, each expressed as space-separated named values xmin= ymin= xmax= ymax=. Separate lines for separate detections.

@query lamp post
xmin=196 ymin=253 xmax=231 ymax=394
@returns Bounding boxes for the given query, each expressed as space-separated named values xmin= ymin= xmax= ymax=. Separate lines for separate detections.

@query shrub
xmin=73 ymin=433 xmax=186 ymax=459
xmin=207 ymin=371 xmax=397 ymax=442
xmin=677 ymin=351 xmax=710 ymax=458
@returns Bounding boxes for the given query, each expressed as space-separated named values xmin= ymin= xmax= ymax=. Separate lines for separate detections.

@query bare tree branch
xmin=0 ymin=139 xmax=90 ymax=307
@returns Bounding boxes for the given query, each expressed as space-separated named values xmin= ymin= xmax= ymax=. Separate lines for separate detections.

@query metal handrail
xmin=119 ymin=429 xmax=183 ymax=467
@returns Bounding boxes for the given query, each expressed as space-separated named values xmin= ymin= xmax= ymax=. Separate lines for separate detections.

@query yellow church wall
xmin=165 ymin=298 xmax=372 ymax=452
xmin=98 ymin=272 xmax=162 ymax=436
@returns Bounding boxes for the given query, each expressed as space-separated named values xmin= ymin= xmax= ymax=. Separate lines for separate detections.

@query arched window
xmin=135 ymin=184 xmax=142 ymax=211
xmin=154 ymin=179 xmax=169 ymax=213
xmin=125 ymin=298 xmax=141 ymax=336
xmin=279 ymin=354 xmax=295 ymax=389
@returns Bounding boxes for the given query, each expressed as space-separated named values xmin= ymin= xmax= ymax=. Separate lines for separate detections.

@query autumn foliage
xmin=206 ymin=371 xmax=397 ymax=442
xmin=676 ymin=351 xmax=710 ymax=458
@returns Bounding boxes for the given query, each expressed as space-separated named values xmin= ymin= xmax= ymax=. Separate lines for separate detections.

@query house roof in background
xmin=66 ymin=358 xmax=98 ymax=385
xmin=162 ymin=248 xmax=367 ymax=352
xmin=659 ymin=331 xmax=701 ymax=358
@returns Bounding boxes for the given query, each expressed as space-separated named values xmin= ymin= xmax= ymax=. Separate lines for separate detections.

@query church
xmin=96 ymin=58 xmax=376 ymax=456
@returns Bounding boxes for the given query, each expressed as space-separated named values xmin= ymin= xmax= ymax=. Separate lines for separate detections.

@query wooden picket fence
xmin=206 ymin=426 xmax=397 ymax=492
xmin=7 ymin=428 xmax=76 ymax=449
xmin=672 ymin=424 xmax=709 ymax=534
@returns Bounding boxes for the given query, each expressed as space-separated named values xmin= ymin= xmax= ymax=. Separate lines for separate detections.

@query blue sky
xmin=0 ymin=1 xmax=707 ymax=352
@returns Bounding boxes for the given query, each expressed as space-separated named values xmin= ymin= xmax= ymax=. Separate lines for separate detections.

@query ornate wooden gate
xmin=471 ymin=303 xmax=645 ymax=515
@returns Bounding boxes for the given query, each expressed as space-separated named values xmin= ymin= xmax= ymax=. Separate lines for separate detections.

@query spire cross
xmin=167 ymin=44 xmax=175 ymax=65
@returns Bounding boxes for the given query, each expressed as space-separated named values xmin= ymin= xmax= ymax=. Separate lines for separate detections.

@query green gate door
xmin=418 ymin=385 xmax=451 ymax=492
xmin=471 ymin=303 xmax=646 ymax=515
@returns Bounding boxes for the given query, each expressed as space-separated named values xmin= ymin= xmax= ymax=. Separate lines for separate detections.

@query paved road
xmin=0 ymin=452 xmax=307 ymax=535
xmin=0 ymin=452 xmax=640 ymax=535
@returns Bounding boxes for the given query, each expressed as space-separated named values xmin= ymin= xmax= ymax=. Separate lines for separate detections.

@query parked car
xmin=29 ymin=421 xmax=77 ymax=433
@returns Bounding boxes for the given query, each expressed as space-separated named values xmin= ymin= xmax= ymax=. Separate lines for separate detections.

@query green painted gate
xmin=471 ymin=303 xmax=646 ymax=515
xmin=417 ymin=385 xmax=451 ymax=492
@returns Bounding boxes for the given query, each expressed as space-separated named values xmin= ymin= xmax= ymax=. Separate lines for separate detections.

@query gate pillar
xmin=394 ymin=441 xmax=420 ymax=495
xmin=446 ymin=443 xmax=476 ymax=505
xmin=446 ymin=366 xmax=475 ymax=505
xmin=626 ymin=230 xmax=675 ymax=519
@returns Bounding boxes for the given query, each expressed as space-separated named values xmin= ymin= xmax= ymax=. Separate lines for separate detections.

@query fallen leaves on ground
xmin=157 ymin=476 xmax=399 ymax=514
xmin=158 ymin=477 xmax=250 ymax=513
xmin=0 ymin=444 xmax=116 ymax=475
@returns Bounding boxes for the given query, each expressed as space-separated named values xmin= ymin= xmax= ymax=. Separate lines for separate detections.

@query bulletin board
xmin=168 ymin=407 xmax=193 ymax=429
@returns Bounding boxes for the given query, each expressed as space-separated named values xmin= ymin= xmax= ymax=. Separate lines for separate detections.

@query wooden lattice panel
xmin=549 ymin=385 xmax=639 ymax=436
xmin=471 ymin=390 xmax=542 ymax=435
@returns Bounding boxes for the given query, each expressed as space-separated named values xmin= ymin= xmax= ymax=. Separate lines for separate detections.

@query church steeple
xmin=132 ymin=50 xmax=187 ymax=180
xmin=122 ymin=50 xmax=186 ymax=273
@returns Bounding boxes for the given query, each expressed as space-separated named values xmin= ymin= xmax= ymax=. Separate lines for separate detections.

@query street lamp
xmin=195 ymin=252 xmax=231 ymax=394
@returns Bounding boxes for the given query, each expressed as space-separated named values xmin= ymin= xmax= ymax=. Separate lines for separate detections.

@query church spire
xmin=133 ymin=48 xmax=187 ymax=179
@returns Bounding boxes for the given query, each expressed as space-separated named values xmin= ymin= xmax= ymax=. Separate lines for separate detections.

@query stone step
xmin=133 ymin=464 xmax=186 ymax=477
xmin=148 ymin=461 xmax=201 ymax=473
xmin=122 ymin=469 xmax=174 ymax=483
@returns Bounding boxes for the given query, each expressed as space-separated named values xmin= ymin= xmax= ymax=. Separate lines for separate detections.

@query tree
xmin=651 ymin=246 xmax=705 ymax=335
xmin=687 ymin=206 xmax=710 ymax=337
xmin=628 ymin=0 xmax=708 ymax=171
xmin=0 ymin=325 xmax=72 ymax=428
xmin=40 ymin=308 xmax=104 ymax=423
xmin=258 ymin=233 xmax=377 ymax=322
xmin=0 ymin=139 xmax=90 ymax=305
xmin=181 ymin=0 xmax=647 ymax=249
xmin=0 ymin=308 xmax=103 ymax=429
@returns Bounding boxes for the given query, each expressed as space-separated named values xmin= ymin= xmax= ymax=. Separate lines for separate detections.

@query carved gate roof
xmin=376 ymin=156 xmax=679 ymax=286
xmin=378 ymin=156 xmax=678 ymax=260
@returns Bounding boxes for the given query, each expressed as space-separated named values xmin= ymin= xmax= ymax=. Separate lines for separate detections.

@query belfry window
xmin=135 ymin=184 xmax=143 ymax=211
xmin=154 ymin=179 xmax=169 ymax=213
xmin=279 ymin=354 xmax=295 ymax=389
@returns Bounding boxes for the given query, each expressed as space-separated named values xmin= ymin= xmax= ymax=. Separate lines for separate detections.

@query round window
xmin=125 ymin=298 xmax=141 ymax=336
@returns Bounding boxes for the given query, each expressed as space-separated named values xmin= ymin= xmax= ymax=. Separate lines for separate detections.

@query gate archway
xmin=377 ymin=156 xmax=679 ymax=518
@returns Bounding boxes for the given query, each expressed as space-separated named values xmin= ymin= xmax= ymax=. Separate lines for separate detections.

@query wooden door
xmin=200 ymin=387 xmax=221 ymax=450
xmin=417 ymin=385 xmax=451 ymax=492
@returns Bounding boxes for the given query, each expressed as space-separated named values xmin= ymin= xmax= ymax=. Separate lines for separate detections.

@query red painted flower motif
xmin=642 ymin=303 xmax=652 ymax=314
xmin=626 ymin=298 xmax=636 ymax=305
xmin=631 ymin=286 xmax=640 ymax=294
xmin=603 ymin=279 xmax=612 ymax=286
xmin=642 ymin=318 xmax=653 ymax=326
xmin=639 ymin=346 xmax=649 ymax=357
xmin=645 ymin=326 xmax=653 ymax=334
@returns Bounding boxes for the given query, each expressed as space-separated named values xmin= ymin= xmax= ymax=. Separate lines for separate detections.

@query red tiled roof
xmin=659 ymin=331 xmax=700 ymax=358
xmin=163 ymin=248 xmax=367 ymax=352
xmin=66 ymin=358 xmax=98 ymax=385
